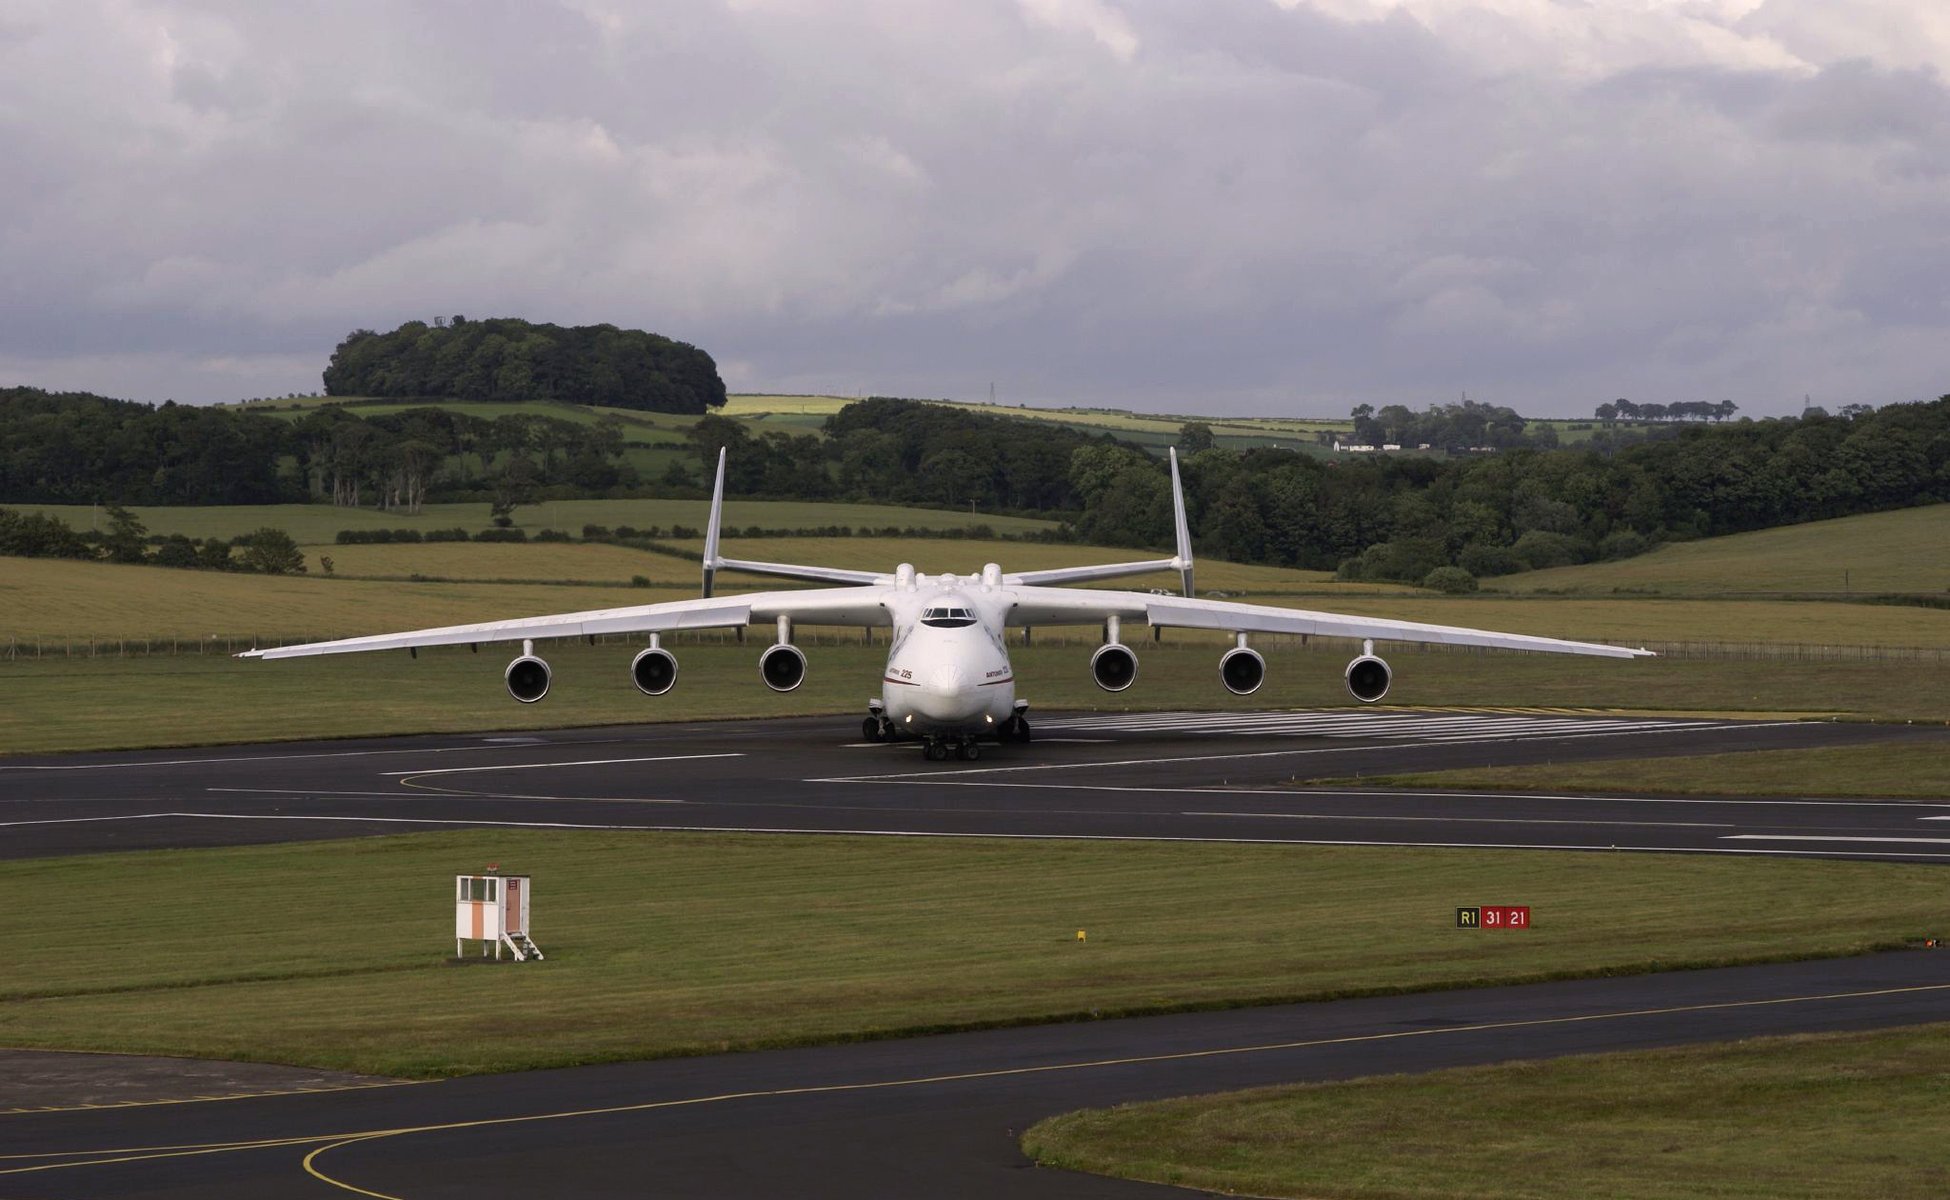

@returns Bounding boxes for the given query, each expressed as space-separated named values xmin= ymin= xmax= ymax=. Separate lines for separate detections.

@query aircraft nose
xmin=915 ymin=664 xmax=980 ymax=720
xmin=926 ymin=664 xmax=969 ymax=694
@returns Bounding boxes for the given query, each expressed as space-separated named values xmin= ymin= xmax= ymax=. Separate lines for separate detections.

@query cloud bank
xmin=2 ymin=0 xmax=1946 ymax=415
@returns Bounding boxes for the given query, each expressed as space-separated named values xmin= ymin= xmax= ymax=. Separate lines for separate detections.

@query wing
xmin=238 ymin=586 xmax=894 ymax=661
xmin=1004 ymin=586 xmax=1652 ymax=659
xmin=700 ymin=446 xmax=887 ymax=592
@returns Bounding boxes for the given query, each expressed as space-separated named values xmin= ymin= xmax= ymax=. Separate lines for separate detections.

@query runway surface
xmin=2 ymin=708 xmax=1944 ymax=861
xmin=5 ymin=951 xmax=1947 ymax=1198
xmin=6 ymin=710 xmax=1948 ymax=1197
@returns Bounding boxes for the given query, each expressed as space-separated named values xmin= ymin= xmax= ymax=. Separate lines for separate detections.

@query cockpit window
xmin=921 ymin=606 xmax=977 ymax=628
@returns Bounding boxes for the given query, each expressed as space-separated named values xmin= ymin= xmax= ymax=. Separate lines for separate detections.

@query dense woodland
xmin=322 ymin=317 xmax=726 ymax=413
xmin=1 ymin=383 xmax=1944 ymax=588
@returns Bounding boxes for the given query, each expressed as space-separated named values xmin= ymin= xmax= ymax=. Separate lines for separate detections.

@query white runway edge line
xmin=0 ymin=741 xmax=627 ymax=772
xmin=382 ymin=754 xmax=743 ymax=777
xmin=1187 ymin=811 xmax=1736 ymax=830
xmin=9 ymin=813 xmax=1950 ymax=859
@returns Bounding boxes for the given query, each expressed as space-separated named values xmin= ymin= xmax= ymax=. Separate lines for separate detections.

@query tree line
xmin=0 ymin=388 xmax=638 ymax=511
xmin=0 ymin=505 xmax=306 ymax=574
xmin=322 ymin=316 xmax=726 ymax=413
xmin=1596 ymin=399 xmax=1740 ymax=423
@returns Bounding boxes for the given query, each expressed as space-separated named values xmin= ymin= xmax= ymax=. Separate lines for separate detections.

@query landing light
xmin=985 ymin=714 xmax=994 ymax=723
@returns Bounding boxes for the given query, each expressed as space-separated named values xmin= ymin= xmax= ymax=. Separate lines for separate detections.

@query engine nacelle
xmin=1090 ymin=643 xmax=1139 ymax=692
xmin=1344 ymin=653 xmax=1391 ymax=703
xmin=1219 ymin=646 xmax=1266 ymax=695
xmin=505 ymin=654 xmax=551 ymax=704
xmin=630 ymin=646 xmax=678 ymax=696
xmin=759 ymin=643 xmax=807 ymax=692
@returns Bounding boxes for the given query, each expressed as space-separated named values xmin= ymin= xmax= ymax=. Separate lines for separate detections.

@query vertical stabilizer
xmin=702 ymin=446 xmax=726 ymax=597
xmin=1168 ymin=446 xmax=1195 ymax=598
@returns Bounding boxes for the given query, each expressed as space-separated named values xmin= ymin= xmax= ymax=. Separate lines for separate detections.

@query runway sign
xmin=1457 ymin=906 xmax=1530 ymax=929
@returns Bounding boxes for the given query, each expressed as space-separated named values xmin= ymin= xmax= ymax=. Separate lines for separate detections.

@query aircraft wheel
xmin=862 ymin=717 xmax=884 ymax=742
xmin=1007 ymin=717 xmax=1032 ymax=744
xmin=957 ymin=742 xmax=980 ymax=761
xmin=924 ymin=741 xmax=946 ymax=761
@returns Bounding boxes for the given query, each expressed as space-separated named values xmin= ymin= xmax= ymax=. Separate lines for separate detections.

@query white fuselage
xmin=877 ymin=581 xmax=1017 ymax=737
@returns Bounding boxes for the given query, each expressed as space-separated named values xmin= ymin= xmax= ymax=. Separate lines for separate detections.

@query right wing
xmin=238 ymin=587 xmax=892 ymax=660
xmin=1004 ymin=447 xmax=1195 ymax=594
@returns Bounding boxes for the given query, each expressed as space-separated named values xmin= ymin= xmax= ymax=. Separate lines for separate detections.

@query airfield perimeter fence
xmin=6 ymin=632 xmax=1946 ymax=665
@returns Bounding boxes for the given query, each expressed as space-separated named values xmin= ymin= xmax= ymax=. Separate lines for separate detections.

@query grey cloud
xmin=0 ymin=0 xmax=1945 ymax=414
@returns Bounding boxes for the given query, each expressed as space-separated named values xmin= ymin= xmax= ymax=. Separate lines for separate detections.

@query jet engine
xmin=1344 ymin=653 xmax=1391 ymax=703
xmin=630 ymin=646 xmax=678 ymax=696
xmin=1090 ymin=643 xmax=1139 ymax=692
xmin=759 ymin=643 xmax=807 ymax=692
xmin=1219 ymin=645 xmax=1266 ymax=695
xmin=505 ymin=654 xmax=552 ymax=704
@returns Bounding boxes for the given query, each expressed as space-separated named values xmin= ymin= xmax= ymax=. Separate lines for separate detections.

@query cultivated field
xmin=0 ymin=830 xmax=1938 ymax=1076
xmin=1493 ymin=504 xmax=1950 ymax=596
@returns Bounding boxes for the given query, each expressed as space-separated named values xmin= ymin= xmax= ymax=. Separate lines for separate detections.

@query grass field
xmin=1 ymin=831 xmax=1941 ymax=1076
xmin=21 ymin=498 xmax=1056 ymax=542
xmin=1493 ymin=504 xmax=1950 ymax=596
xmin=303 ymin=537 xmax=1340 ymax=592
xmin=7 ymin=640 xmax=1950 ymax=756
xmin=1023 ymin=1023 xmax=1950 ymax=1200
xmin=1328 ymin=739 xmax=1950 ymax=798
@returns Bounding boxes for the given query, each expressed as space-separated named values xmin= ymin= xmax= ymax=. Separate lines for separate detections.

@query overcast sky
xmin=3 ymin=0 xmax=1946 ymax=417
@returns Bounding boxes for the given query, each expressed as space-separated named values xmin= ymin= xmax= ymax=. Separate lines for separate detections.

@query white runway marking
xmin=1188 ymin=810 xmax=1736 ymax=830
xmin=1041 ymin=710 xmax=1733 ymax=741
xmin=0 ymin=742 xmax=609 ymax=771
xmin=815 ymin=722 xmax=1806 ymax=783
xmin=383 ymin=753 xmax=742 ymax=777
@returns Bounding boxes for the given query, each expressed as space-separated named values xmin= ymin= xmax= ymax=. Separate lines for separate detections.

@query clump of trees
xmin=1596 ymin=399 xmax=1738 ymax=423
xmin=322 ymin=316 xmax=725 ymax=413
xmin=0 ymin=506 xmax=306 ymax=574
xmin=1075 ymin=397 xmax=1949 ymax=587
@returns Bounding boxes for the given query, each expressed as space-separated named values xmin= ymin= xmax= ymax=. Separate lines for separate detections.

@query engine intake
xmin=760 ymin=643 xmax=807 ymax=692
xmin=1344 ymin=653 xmax=1391 ymax=703
xmin=1219 ymin=646 xmax=1266 ymax=695
xmin=631 ymin=647 xmax=678 ymax=696
xmin=1090 ymin=643 xmax=1139 ymax=692
xmin=505 ymin=654 xmax=551 ymax=704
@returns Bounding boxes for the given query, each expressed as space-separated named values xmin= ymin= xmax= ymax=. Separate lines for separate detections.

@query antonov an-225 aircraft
xmin=243 ymin=448 xmax=1652 ymax=762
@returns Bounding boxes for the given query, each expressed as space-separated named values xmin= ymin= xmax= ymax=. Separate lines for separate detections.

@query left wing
xmin=238 ymin=587 xmax=892 ymax=660
xmin=1005 ymin=586 xmax=1652 ymax=659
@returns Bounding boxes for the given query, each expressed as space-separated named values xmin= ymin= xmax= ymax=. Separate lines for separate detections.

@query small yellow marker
xmin=1076 ymin=930 xmax=1087 ymax=942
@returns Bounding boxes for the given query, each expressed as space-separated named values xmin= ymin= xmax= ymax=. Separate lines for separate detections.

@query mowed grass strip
xmin=2 ymin=832 xmax=1943 ymax=1076
xmin=20 ymin=498 xmax=1055 ymax=542
xmin=1023 ymin=1023 xmax=1950 ymax=1200
xmin=1331 ymin=738 xmax=1950 ymax=799
xmin=9 ymin=642 xmax=1950 ymax=756
xmin=1492 ymin=504 xmax=1950 ymax=596
xmin=302 ymin=540 xmax=699 ymax=585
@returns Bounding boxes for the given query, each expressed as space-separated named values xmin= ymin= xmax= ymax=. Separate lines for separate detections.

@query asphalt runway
xmin=5 ymin=710 xmax=1948 ymax=1197
xmin=2 ymin=708 xmax=1945 ymax=861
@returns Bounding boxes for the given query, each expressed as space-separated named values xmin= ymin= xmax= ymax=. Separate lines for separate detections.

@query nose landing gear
xmin=923 ymin=739 xmax=980 ymax=761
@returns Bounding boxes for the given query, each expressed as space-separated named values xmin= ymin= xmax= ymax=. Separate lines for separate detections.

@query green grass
xmin=1492 ymin=505 xmax=1950 ymax=596
xmin=1322 ymin=739 xmax=1950 ymax=799
xmin=1 ymin=831 xmax=1943 ymax=1076
xmin=1023 ymin=1023 xmax=1950 ymax=1199
xmin=303 ymin=537 xmax=1340 ymax=593
xmin=7 ymin=640 xmax=1950 ymax=756
xmin=20 ymin=498 xmax=1056 ymax=542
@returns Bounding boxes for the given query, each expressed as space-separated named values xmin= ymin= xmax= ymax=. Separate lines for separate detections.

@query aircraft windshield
xmin=920 ymin=605 xmax=977 ymax=629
